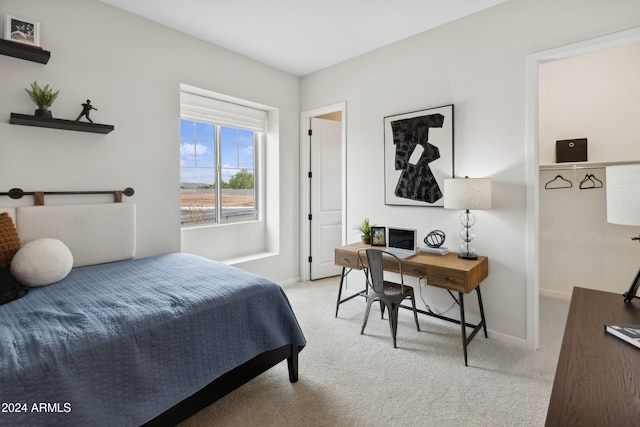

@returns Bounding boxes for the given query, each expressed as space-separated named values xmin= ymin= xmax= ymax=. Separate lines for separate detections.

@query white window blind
xmin=180 ymin=91 xmax=267 ymax=132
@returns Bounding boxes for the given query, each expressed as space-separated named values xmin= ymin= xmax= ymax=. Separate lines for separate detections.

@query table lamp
xmin=605 ymin=164 xmax=640 ymax=303
xmin=444 ymin=176 xmax=492 ymax=260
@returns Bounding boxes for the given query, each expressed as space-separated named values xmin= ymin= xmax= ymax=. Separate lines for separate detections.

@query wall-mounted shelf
xmin=0 ymin=39 xmax=50 ymax=64
xmin=9 ymin=113 xmax=114 ymax=134
xmin=539 ymin=160 xmax=640 ymax=171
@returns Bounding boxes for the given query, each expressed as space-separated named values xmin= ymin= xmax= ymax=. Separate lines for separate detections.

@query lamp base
xmin=458 ymin=252 xmax=478 ymax=260
xmin=622 ymin=265 xmax=640 ymax=303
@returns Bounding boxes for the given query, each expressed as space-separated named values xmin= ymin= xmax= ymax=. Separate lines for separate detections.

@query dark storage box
xmin=555 ymin=138 xmax=587 ymax=163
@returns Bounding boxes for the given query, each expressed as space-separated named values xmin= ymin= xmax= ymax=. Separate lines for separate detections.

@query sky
xmin=179 ymin=119 xmax=254 ymax=184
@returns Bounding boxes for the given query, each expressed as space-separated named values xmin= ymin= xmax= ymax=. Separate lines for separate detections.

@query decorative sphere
xmin=459 ymin=211 xmax=476 ymax=227
xmin=460 ymin=245 xmax=477 ymax=256
xmin=459 ymin=227 xmax=475 ymax=242
xmin=424 ymin=230 xmax=446 ymax=248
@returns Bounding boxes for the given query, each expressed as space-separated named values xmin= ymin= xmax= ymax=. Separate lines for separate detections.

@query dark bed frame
xmin=143 ymin=343 xmax=303 ymax=425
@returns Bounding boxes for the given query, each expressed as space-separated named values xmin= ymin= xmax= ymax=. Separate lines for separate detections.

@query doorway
xmin=300 ymin=102 xmax=347 ymax=281
xmin=525 ymin=27 xmax=640 ymax=350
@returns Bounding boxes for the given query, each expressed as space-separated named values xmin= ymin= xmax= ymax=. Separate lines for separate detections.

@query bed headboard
xmin=15 ymin=203 xmax=136 ymax=268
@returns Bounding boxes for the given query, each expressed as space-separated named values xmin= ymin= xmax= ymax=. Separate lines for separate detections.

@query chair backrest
xmin=366 ymin=249 xmax=386 ymax=293
xmin=359 ymin=248 xmax=403 ymax=294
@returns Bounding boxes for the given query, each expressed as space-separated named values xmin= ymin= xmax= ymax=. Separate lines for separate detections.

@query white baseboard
xmin=539 ymin=288 xmax=572 ymax=300
xmin=279 ymin=277 xmax=302 ymax=287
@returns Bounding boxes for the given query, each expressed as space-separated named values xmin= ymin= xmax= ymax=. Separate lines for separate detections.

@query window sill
xmin=181 ymin=218 xmax=261 ymax=230
xmin=219 ymin=251 xmax=278 ymax=266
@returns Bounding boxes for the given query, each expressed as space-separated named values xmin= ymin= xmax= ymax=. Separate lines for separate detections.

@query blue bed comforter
xmin=0 ymin=253 xmax=306 ymax=426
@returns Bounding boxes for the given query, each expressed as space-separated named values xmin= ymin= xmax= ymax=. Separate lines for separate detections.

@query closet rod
xmin=539 ymin=160 xmax=640 ymax=172
xmin=545 ymin=165 xmax=605 ymax=172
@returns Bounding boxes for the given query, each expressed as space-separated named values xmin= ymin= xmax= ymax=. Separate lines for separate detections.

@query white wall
xmin=539 ymin=42 xmax=640 ymax=297
xmin=0 ymin=0 xmax=301 ymax=283
xmin=539 ymin=42 xmax=640 ymax=165
xmin=301 ymin=0 xmax=640 ymax=341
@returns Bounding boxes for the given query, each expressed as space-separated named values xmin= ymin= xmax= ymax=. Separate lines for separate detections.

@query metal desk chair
xmin=357 ymin=248 xmax=420 ymax=348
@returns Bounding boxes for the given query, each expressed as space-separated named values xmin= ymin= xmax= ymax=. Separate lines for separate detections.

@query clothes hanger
xmin=545 ymin=174 xmax=572 ymax=189
xmin=589 ymin=173 xmax=603 ymax=188
xmin=579 ymin=173 xmax=595 ymax=189
xmin=579 ymin=173 xmax=603 ymax=189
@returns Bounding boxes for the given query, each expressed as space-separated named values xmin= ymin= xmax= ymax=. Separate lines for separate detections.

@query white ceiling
xmin=99 ymin=0 xmax=509 ymax=76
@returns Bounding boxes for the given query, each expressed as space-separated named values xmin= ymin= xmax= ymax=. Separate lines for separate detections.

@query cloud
xmin=181 ymin=142 xmax=209 ymax=159
xmin=221 ymin=165 xmax=240 ymax=182
xmin=181 ymin=142 xmax=214 ymax=168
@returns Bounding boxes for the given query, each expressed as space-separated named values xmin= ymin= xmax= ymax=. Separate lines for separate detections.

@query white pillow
xmin=10 ymin=238 xmax=74 ymax=287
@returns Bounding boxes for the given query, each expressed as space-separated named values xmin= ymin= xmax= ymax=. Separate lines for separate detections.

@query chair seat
xmin=381 ymin=281 xmax=413 ymax=297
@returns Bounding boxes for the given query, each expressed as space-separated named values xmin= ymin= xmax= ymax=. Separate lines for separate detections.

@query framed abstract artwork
xmin=384 ymin=104 xmax=454 ymax=207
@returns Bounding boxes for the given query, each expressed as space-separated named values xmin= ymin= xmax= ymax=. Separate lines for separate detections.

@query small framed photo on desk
xmin=371 ymin=226 xmax=386 ymax=246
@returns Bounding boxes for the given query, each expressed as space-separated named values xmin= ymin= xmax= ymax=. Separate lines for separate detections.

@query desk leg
xmin=335 ymin=267 xmax=367 ymax=317
xmin=335 ymin=267 xmax=347 ymax=317
xmin=476 ymin=285 xmax=488 ymax=338
xmin=457 ymin=287 xmax=488 ymax=367
xmin=459 ymin=292 xmax=468 ymax=367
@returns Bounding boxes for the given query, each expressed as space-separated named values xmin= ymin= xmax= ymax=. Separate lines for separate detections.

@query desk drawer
xmin=427 ymin=269 xmax=467 ymax=293
xmin=404 ymin=262 xmax=428 ymax=278
xmin=335 ymin=250 xmax=360 ymax=269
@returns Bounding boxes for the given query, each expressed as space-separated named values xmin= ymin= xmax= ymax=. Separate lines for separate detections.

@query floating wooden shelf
xmin=0 ymin=39 xmax=50 ymax=64
xmin=9 ymin=113 xmax=114 ymax=134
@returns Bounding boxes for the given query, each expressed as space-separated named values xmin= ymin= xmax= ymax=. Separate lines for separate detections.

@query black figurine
xmin=75 ymin=100 xmax=98 ymax=123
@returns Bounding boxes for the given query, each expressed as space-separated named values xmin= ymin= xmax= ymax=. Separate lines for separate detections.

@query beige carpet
xmin=179 ymin=277 xmax=569 ymax=427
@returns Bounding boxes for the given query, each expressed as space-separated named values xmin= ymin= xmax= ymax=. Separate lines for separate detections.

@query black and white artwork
xmin=5 ymin=15 xmax=40 ymax=47
xmin=384 ymin=105 xmax=454 ymax=207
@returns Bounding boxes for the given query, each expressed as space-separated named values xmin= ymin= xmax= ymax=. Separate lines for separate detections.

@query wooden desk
xmin=545 ymin=287 xmax=640 ymax=426
xmin=334 ymin=242 xmax=489 ymax=365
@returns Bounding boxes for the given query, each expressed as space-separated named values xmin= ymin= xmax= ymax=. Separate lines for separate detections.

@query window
xmin=180 ymin=90 xmax=266 ymax=227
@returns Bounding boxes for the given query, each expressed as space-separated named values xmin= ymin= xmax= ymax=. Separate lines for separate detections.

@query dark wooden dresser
xmin=545 ymin=287 xmax=640 ymax=426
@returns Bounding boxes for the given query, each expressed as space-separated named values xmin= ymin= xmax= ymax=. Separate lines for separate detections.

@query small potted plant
xmin=354 ymin=218 xmax=373 ymax=244
xmin=25 ymin=81 xmax=60 ymax=118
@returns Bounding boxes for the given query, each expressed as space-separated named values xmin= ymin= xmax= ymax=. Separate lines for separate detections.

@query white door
xmin=310 ymin=117 xmax=343 ymax=280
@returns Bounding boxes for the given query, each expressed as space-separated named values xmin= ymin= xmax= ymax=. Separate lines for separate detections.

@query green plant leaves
xmin=25 ymin=81 xmax=59 ymax=108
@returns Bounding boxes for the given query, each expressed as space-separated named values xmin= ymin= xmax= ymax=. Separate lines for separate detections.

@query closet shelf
xmin=9 ymin=113 xmax=114 ymax=134
xmin=0 ymin=39 xmax=50 ymax=64
xmin=539 ymin=160 xmax=640 ymax=171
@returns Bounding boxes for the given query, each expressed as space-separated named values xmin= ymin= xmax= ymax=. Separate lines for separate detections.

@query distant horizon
xmin=180 ymin=183 xmax=253 ymax=190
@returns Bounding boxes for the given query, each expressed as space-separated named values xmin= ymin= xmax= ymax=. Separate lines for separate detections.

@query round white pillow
xmin=10 ymin=238 xmax=74 ymax=287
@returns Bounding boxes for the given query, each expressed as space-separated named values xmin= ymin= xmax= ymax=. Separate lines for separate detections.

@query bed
xmin=0 ymin=197 xmax=306 ymax=426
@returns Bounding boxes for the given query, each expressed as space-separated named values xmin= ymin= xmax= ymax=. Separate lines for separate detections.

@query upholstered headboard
xmin=15 ymin=203 xmax=136 ymax=268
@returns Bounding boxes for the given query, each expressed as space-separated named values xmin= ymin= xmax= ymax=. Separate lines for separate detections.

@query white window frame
xmin=180 ymin=89 xmax=266 ymax=227
xmin=180 ymin=84 xmax=280 ymax=263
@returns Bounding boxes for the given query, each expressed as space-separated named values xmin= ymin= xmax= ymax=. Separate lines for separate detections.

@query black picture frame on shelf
xmin=5 ymin=15 xmax=40 ymax=47
xmin=371 ymin=226 xmax=386 ymax=246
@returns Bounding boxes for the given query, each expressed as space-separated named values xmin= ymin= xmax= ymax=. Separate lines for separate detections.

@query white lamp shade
xmin=444 ymin=178 xmax=492 ymax=210
xmin=606 ymin=164 xmax=640 ymax=226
